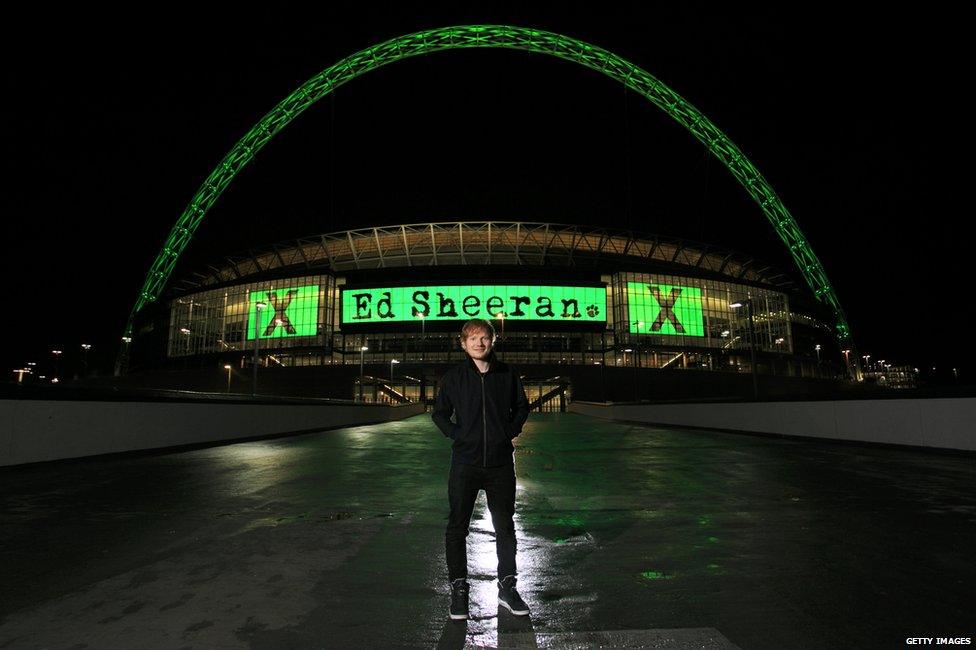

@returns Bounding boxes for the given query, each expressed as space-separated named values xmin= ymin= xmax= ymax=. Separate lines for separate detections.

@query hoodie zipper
xmin=481 ymin=372 xmax=487 ymax=467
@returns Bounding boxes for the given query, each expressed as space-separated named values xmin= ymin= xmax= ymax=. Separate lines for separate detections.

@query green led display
xmin=247 ymin=285 xmax=319 ymax=340
xmin=627 ymin=282 xmax=704 ymax=336
xmin=342 ymin=285 xmax=606 ymax=323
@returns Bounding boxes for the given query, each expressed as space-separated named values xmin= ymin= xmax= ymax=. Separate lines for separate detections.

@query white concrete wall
xmin=0 ymin=399 xmax=426 ymax=467
xmin=569 ymin=399 xmax=976 ymax=451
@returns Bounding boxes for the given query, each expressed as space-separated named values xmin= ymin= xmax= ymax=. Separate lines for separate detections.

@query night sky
xmin=3 ymin=7 xmax=966 ymax=382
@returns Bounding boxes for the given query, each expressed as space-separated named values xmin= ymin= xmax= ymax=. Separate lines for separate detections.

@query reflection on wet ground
xmin=0 ymin=413 xmax=973 ymax=648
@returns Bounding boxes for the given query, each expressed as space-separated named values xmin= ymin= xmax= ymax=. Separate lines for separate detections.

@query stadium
xmin=124 ymin=220 xmax=847 ymax=407
xmin=114 ymin=27 xmax=860 ymax=406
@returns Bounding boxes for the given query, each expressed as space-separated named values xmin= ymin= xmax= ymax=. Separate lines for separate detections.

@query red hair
xmin=459 ymin=318 xmax=496 ymax=340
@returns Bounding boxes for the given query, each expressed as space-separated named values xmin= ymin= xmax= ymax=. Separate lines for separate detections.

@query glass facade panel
xmin=612 ymin=272 xmax=792 ymax=354
xmin=168 ymin=275 xmax=335 ymax=357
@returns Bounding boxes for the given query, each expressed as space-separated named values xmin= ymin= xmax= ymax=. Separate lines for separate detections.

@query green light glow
xmin=641 ymin=570 xmax=673 ymax=580
xmin=341 ymin=284 xmax=605 ymax=324
xmin=553 ymin=515 xmax=585 ymax=528
xmin=627 ymin=282 xmax=704 ymax=336
xmin=247 ymin=285 xmax=319 ymax=340
xmin=122 ymin=24 xmax=854 ymax=368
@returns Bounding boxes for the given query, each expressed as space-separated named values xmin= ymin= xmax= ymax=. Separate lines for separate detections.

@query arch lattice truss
xmin=129 ymin=25 xmax=851 ymax=343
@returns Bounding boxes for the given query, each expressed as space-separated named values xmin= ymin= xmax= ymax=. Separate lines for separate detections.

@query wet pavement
xmin=0 ymin=413 xmax=973 ymax=649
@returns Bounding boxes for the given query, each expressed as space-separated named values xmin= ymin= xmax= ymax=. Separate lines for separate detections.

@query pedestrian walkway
xmin=1 ymin=413 xmax=972 ymax=648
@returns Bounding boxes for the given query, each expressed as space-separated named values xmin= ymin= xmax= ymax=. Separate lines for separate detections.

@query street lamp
xmin=252 ymin=300 xmax=267 ymax=396
xmin=359 ymin=345 xmax=368 ymax=402
xmin=51 ymin=349 xmax=62 ymax=383
xmin=180 ymin=327 xmax=191 ymax=356
xmin=119 ymin=336 xmax=132 ymax=376
xmin=595 ymin=359 xmax=606 ymax=403
xmin=629 ymin=321 xmax=644 ymax=400
xmin=730 ymin=300 xmax=759 ymax=399
xmin=224 ymin=364 xmax=232 ymax=393
xmin=842 ymin=349 xmax=851 ymax=377
xmin=495 ymin=311 xmax=506 ymax=349
xmin=390 ymin=359 xmax=400 ymax=402
xmin=623 ymin=348 xmax=638 ymax=401
xmin=419 ymin=312 xmax=426 ymax=361
xmin=80 ymin=343 xmax=91 ymax=378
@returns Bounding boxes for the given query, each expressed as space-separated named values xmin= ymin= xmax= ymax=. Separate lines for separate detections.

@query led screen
xmin=246 ymin=285 xmax=319 ymax=340
xmin=627 ymin=282 xmax=704 ymax=336
xmin=341 ymin=285 xmax=606 ymax=323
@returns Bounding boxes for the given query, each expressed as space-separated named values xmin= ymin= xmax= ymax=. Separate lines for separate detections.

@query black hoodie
xmin=431 ymin=351 xmax=530 ymax=467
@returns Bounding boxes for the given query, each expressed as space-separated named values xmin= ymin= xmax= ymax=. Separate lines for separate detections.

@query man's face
xmin=460 ymin=328 xmax=494 ymax=361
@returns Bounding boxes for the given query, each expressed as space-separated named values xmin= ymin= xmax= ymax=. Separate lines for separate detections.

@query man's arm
xmin=431 ymin=372 xmax=456 ymax=438
xmin=508 ymin=370 xmax=530 ymax=437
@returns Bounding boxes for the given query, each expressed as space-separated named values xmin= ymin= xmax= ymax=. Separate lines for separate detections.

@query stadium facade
xmin=128 ymin=222 xmax=843 ymax=403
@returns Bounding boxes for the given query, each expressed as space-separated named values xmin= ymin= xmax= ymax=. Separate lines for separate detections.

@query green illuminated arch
xmin=127 ymin=25 xmax=852 ymax=345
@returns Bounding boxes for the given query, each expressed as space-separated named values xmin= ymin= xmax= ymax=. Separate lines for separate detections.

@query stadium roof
xmin=174 ymin=221 xmax=799 ymax=294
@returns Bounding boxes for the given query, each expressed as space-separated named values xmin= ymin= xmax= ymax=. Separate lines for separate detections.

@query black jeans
xmin=445 ymin=461 xmax=517 ymax=583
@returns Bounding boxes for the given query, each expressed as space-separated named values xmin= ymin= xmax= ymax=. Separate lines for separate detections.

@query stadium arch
xmin=119 ymin=25 xmax=854 ymax=371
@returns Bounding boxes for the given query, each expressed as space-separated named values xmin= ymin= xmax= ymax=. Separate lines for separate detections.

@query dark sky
xmin=2 ymin=6 xmax=966 ymax=380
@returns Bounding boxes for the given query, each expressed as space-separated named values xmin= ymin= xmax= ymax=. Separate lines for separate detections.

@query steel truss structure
xmin=121 ymin=25 xmax=854 ymax=371
xmin=176 ymin=222 xmax=797 ymax=293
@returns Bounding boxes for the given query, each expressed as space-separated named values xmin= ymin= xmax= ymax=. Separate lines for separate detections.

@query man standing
xmin=431 ymin=318 xmax=531 ymax=620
